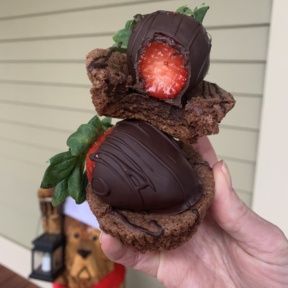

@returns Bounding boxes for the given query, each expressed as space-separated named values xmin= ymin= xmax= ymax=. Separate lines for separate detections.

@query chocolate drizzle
xmin=91 ymin=120 xmax=203 ymax=214
xmin=113 ymin=210 xmax=164 ymax=237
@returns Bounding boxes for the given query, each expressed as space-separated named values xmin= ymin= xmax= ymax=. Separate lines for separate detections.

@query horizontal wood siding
xmin=0 ymin=0 xmax=271 ymax=253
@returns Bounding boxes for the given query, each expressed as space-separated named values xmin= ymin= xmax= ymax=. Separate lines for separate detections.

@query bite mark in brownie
xmin=86 ymin=48 xmax=235 ymax=143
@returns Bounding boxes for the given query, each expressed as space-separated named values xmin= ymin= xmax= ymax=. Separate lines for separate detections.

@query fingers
xmin=193 ymin=136 xmax=218 ymax=167
xmin=212 ymin=161 xmax=287 ymax=256
xmin=211 ymin=161 xmax=247 ymax=235
xmin=100 ymin=232 xmax=160 ymax=276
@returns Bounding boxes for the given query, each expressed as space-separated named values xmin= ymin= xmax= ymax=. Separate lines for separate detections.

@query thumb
xmin=212 ymin=161 xmax=286 ymax=253
xmin=99 ymin=232 xmax=160 ymax=276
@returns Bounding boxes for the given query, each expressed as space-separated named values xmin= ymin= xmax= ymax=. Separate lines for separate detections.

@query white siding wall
xmin=0 ymin=0 xmax=272 ymax=286
xmin=253 ymin=0 xmax=288 ymax=237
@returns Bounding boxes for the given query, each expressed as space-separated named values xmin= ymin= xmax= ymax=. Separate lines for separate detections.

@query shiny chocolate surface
xmin=127 ymin=11 xmax=211 ymax=107
xmin=90 ymin=120 xmax=203 ymax=213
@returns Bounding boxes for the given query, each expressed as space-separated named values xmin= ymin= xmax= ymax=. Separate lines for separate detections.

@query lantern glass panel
xmin=33 ymin=251 xmax=45 ymax=272
xmin=30 ymin=233 xmax=65 ymax=282
xmin=33 ymin=251 xmax=53 ymax=274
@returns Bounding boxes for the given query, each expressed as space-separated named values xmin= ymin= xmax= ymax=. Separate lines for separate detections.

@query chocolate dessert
xmin=39 ymin=4 xmax=235 ymax=252
xmin=90 ymin=120 xmax=203 ymax=213
xmin=127 ymin=11 xmax=211 ymax=106
xmin=87 ymin=48 xmax=234 ymax=143
xmin=86 ymin=120 xmax=214 ymax=251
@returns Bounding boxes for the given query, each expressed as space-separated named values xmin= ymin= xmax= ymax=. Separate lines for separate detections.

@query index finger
xmin=193 ymin=136 xmax=218 ymax=167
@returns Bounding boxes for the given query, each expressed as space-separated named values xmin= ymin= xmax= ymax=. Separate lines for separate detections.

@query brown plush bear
xmin=63 ymin=216 xmax=125 ymax=288
xmin=38 ymin=188 xmax=125 ymax=288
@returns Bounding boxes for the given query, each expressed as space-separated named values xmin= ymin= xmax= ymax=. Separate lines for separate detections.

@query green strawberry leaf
xmin=67 ymin=163 xmax=85 ymax=204
xmin=52 ymin=179 xmax=68 ymax=206
xmin=113 ymin=19 xmax=135 ymax=49
xmin=41 ymin=115 xmax=114 ymax=205
xmin=176 ymin=6 xmax=194 ymax=16
xmin=193 ymin=5 xmax=209 ymax=24
xmin=67 ymin=122 xmax=103 ymax=157
xmin=88 ymin=115 xmax=102 ymax=129
xmin=75 ymin=171 xmax=88 ymax=205
xmin=113 ymin=30 xmax=131 ymax=49
xmin=82 ymin=171 xmax=88 ymax=193
xmin=41 ymin=154 xmax=77 ymax=188
xmin=49 ymin=151 xmax=72 ymax=165
xmin=176 ymin=4 xmax=209 ymax=24
xmin=125 ymin=19 xmax=135 ymax=30
xmin=76 ymin=190 xmax=86 ymax=204
xmin=101 ymin=117 xmax=113 ymax=130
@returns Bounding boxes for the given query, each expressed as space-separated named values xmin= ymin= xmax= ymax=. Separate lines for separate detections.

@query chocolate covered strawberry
xmin=40 ymin=116 xmax=113 ymax=206
xmin=127 ymin=10 xmax=211 ymax=106
xmin=86 ymin=128 xmax=113 ymax=183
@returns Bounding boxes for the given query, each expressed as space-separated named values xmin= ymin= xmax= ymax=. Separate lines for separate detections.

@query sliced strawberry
xmin=85 ymin=128 xmax=113 ymax=183
xmin=138 ymin=41 xmax=188 ymax=99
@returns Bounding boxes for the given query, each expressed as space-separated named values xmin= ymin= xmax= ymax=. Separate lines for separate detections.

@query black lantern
xmin=30 ymin=233 xmax=65 ymax=282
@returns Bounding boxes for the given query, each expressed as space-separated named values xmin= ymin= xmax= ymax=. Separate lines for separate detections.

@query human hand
xmin=99 ymin=137 xmax=288 ymax=288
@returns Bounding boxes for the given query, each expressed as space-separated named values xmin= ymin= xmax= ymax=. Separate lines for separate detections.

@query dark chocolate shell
xmin=90 ymin=120 xmax=203 ymax=214
xmin=127 ymin=10 xmax=211 ymax=107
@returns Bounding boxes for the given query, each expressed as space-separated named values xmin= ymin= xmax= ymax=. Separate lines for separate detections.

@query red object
xmin=93 ymin=264 xmax=125 ymax=288
xmin=85 ymin=128 xmax=113 ymax=183
xmin=53 ymin=263 xmax=125 ymax=288
xmin=138 ymin=41 xmax=188 ymax=99
xmin=53 ymin=283 xmax=66 ymax=288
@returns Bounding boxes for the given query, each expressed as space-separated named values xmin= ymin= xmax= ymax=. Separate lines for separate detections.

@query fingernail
xmin=220 ymin=160 xmax=232 ymax=188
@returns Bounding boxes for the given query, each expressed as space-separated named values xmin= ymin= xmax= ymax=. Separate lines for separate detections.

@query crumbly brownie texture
xmin=86 ymin=145 xmax=214 ymax=252
xmin=86 ymin=48 xmax=235 ymax=143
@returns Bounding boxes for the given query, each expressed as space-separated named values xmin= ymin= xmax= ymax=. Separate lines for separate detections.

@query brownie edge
xmin=86 ymin=145 xmax=214 ymax=252
xmin=86 ymin=48 xmax=235 ymax=143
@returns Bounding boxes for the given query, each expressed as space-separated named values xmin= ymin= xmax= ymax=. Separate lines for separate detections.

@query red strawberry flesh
xmin=138 ymin=41 xmax=188 ymax=99
xmin=85 ymin=128 xmax=113 ymax=183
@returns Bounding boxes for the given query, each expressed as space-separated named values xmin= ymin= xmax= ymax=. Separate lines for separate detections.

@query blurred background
xmin=1 ymin=0 xmax=287 ymax=287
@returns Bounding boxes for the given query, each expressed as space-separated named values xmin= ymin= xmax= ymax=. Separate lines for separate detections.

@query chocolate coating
xmin=127 ymin=11 xmax=211 ymax=107
xmin=90 ymin=120 xmax=203 ymax=214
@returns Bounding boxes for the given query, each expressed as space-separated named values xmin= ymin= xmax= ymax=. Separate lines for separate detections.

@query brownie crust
xmin=86 ymin=145 xmax=214 ymax=252
xmin=86 ymin=48 xmax=235 ymax=143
